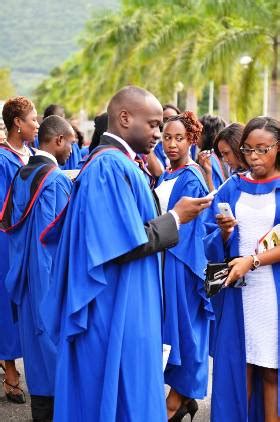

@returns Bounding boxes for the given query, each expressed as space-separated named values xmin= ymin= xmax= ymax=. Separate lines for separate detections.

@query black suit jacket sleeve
xmin=114 ymin=212 xmax=178 ymax=264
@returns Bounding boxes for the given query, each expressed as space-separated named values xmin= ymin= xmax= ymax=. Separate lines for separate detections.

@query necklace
xmin=4 ymin=140 xmax=30 ymax=156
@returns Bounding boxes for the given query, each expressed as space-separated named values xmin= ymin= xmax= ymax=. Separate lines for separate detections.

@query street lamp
xmin=173 ymin=81 xmax=184 ymax=106
xmin=239 ymin=55 xmax=253 ymax=67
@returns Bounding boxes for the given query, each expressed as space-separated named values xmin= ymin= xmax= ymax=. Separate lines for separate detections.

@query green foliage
xmin=0 ymin=68 xmax=16 ymax=99
xmin=34 ymin=0 xmax=280 ymax=120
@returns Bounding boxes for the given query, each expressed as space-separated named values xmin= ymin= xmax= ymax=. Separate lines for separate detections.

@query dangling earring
xmin=18 ymin=127 xmax=21 ymax=133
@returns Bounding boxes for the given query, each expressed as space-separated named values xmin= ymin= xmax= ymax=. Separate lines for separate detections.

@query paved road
xmin=0 ymin=359 xmax=211 ymax=421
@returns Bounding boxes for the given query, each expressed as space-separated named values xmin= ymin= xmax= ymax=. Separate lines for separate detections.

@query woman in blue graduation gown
xmin=151 ymin=104 xmax=180 ymax=174
xmin=204 ymin=116 xmax=280 ymax=421
xmin=214 ymin=123 xmax=247 ymax=175
xmin=1 ymin=115 xmax=74 ymax=420
xmin=0 ymin=96 xmax=38 ymax=403
xmin=155 ymin=111 xmax=214 ymax=421
xmin=197 ymin=114 xmax=227 ymax=191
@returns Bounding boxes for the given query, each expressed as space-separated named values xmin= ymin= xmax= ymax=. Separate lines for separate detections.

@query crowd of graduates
xmin=1 ymin=86 xmax=280 ymax=422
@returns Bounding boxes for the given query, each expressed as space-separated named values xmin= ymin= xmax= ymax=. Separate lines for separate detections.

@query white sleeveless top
xmin=236 ymin=190 xmax=278 ymax=368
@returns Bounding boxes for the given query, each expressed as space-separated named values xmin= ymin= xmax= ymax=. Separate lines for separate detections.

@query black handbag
xmin=204 ymin=260 xmax=246 ymax=298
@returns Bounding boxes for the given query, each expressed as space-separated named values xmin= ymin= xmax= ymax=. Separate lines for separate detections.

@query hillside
xmin=0 ymin=0 xmax=118 ymax=97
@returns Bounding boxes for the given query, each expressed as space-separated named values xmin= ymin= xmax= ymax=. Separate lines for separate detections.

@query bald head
xmin=106 ymin=86 xmax=163 ymax=154
xmin=107 ymin=86 xmax=162 ymax=127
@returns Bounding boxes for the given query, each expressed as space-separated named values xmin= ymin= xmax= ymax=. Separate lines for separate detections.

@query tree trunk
xmin=185 ymin=87 xmax=197 ymax=113
xmin=268 ymin=80 xmax=280 ymax=119
xmin=268 ymin=36 xmax=280 ymax=119
xmin=218 ymin=84 xmax=230 ymax=123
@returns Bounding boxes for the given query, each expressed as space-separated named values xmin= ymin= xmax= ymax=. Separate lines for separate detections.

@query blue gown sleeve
xmin=41 ymin=153 xmax=153 ymax=342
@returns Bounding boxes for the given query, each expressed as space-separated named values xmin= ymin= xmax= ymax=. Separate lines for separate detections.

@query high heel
xmin=186 ymin=399 xmax=198 ymax=421
xmin=168 ymin=398 xmax=198 ymax=422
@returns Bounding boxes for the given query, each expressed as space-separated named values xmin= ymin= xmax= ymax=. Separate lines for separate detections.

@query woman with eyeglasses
xmin=204 ymin=116 xmax=280 ymax=421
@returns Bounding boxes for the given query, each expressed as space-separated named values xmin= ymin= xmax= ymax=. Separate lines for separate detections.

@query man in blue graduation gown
xmin=42 ymin=86 xmax=212 ymax=422
xmin=0 ymin=115 xmax=75 ymax=421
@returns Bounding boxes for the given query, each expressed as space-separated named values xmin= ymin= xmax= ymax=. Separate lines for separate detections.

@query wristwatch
xmin=251 ymin=255 xmax=261 ymax=271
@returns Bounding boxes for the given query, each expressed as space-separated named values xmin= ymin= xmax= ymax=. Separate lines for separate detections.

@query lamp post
xmin=208 ymin=81 xmax=214 ymax=114
xmin=263 ymin=67 xmax=269 ymax=116
xmin=173 ymin=81 xmax=184 ymax=107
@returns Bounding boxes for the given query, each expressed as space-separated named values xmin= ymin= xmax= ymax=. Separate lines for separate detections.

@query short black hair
xmin=43 ymin=104 xmax=65 ymax=119
xmin=38 ymin=115 xmax=73 ymax=145
xmin=239 ymin=116 xmax=280 ymax=169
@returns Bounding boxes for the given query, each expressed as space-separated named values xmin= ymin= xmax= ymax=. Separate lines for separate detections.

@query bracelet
xmin=250 ymin=254 xmax=261 ymax=271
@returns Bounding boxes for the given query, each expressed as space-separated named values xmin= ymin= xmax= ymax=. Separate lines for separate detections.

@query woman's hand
xmin=216 ymin=214 xmax=238 ymax=241
xmin=225 ymin=256 xmax=253 ymax=286
xmin=198 ymin=151 xmax=212 ymax=175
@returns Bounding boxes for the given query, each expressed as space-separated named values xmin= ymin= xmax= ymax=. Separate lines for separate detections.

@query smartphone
xmin=217 ymin=202 xmax=234 ymax=218
xmin=205 ymin=189 xmax=218 ymax=200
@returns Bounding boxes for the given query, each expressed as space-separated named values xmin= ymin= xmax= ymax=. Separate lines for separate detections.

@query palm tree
xmin=34 ymin=0 xmax=280 ymax=121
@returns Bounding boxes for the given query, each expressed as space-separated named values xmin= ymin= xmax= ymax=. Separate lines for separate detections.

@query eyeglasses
xmin=240 ymin=141 xmax=279 ymax=155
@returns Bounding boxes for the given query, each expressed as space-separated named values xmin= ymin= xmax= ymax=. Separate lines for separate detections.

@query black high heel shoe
xmin=186 ymin=399 xmax=198 ymax=421
xmin=168 ymin=398 xmax=198 ymax=422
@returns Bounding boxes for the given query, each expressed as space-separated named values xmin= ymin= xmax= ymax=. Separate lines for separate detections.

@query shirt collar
xmin=103 ymin=132 xmax=136 ymax=160
xmin=35 ymin=149 xmax=58 ymax=165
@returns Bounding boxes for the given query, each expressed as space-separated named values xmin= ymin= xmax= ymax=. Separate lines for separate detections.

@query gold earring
xmin=18 ymin=127 xmax=21 ymax=133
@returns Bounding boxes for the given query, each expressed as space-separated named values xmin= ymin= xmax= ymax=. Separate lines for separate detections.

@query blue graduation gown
xmin=0 ymin=146 xmax=24 ymax=359
xmin=154 ymin=141 xmax=168 ymax=169
xmin=204 ymin=173 xmax=280 ymax=421
xmin=210 ymin=153 xmax=226 ymax=189
xmin=41 ymin=148 xmax=167 ymax=421
xmin=80 ymin=146 xmax=89 ymax=159
xmin=160 ymin=165 xmax=214 ymax=399
xmin=59 ymin=142 xmax=82 ymax=170
xmin=3 ymin=159 xmax=72 ymax=395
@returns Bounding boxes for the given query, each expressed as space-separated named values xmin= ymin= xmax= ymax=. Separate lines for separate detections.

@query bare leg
xmin=247 ymin=363 xmax=254 ymax=402
xmin=263 ymin=367 xmax=280 ymax=422
xmin=166 ymin=388 xmax=183 ymax=419
xmin=166 ymin=388 xmax=194 ymax=419
xmin=3 ymin=360 xmax=21 ymax=394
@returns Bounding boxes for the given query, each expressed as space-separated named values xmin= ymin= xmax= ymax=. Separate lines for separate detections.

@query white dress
xmin=236 ymin=191 xmax=278 ymax=368
xmin=154 ymin=177 xmax=178 ymax=214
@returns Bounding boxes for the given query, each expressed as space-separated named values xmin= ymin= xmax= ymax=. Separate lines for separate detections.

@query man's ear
xmin=119 ymin=110 xmax=131 ymax=128
xmin=56 ymin=134 xmax=64 ymax=146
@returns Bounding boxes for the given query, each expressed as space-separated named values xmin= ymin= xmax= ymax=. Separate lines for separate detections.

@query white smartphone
xmin=217 ymin=202 xmax=234 ymax=218
xmin=205 ymin=189 xmax=218 ymax=200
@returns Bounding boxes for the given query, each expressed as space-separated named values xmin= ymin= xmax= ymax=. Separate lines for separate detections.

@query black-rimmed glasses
xmin=240 ymin=141 xmax=279 ymax=155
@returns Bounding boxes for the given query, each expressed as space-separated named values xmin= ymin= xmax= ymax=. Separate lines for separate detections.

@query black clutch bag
xmin=204 ymin=260 xmax=246 ymax=298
